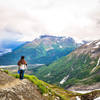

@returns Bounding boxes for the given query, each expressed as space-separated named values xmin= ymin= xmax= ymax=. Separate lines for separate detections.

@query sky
xmin=0 ymin=0 xmax=100 ymax=42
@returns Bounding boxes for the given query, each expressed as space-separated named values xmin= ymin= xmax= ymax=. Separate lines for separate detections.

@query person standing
xmin=17 ymin=56 xmax=27 ymax=80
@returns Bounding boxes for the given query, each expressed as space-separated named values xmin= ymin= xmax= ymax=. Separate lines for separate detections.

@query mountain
xmin=33 ymin=39 xmax=100 ymax=89
xmin=0 ymin=35 xmax=81 ymax=65
xmin=0 ymin=69 xmax=100 ymax=100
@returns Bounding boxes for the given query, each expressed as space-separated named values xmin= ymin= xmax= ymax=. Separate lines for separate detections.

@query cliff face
xmin=0 ymin=70 xmax=45 ymax=100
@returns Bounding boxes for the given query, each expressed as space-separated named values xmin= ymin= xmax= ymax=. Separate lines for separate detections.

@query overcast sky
xmin=0 ymin=0 xmax=100 ymax=42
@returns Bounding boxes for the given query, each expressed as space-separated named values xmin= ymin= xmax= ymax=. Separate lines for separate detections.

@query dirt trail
xmin=0 ymin=79 xmax=26 ymax=89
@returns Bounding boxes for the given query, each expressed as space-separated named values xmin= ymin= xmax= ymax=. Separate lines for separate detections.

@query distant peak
xmin=40 ymin=35 xmax=63 ymax=39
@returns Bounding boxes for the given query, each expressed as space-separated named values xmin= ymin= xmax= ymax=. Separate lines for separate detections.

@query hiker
xmin=17 ymin=56 xmax=27 ymax=80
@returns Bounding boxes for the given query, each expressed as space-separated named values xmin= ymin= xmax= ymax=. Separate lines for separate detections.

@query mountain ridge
xmin=0 ymin=35 xmax=80 ymax=65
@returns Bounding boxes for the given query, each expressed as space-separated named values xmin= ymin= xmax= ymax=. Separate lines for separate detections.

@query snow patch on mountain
xmin=93 ymin=41 xmax=100 ymax=48
xmin=76 ymin=96 xmax=81 ymax=100
xmin=44 ymin=73 xmax=51 ymax=77
xmin=60 ymin=75 xmax=69 ymax=84
xmin=96 ymin=42 xmax=100 ymax=46
xmin=86 ymin=41 xmax=93 ymax=46
xmin=47 ymin=73 xmax=51 ymax=76
xmin=59 ymin=45 xmax=63 ymax=48
xmin=46 ymin=47 xmax=54 ymax=51
xmin=75 ymin=90 xmax=91 ymax=94
xmin=62 ymin=37 xmax=67 ymax=40
xmin=91 ymin=57 xmax=100 ymax=73
xmin=96 ymin=57 xmax=100 ymax=66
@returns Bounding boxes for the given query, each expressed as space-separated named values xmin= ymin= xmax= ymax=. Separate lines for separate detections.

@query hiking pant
xmin=20 ymin=70 xmax=25 ymax=80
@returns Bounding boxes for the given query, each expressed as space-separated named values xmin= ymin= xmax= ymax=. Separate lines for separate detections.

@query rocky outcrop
xmin=80 ymin=90 xmax=100 ymax=100
xmin=68 ymin=83 xmax=100 ymax=91
xmin=68 ymin=84 xmax=100 ymax=100
xmin=0 ymin=70 xmax=45 ymax=100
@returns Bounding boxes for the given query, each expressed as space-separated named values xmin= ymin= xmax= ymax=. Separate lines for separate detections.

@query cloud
xmin=0 ymin=5 xmax=47 ymax=41
xmin=0 ymin=28 xmax=21 ymax=48
xmin=0 ymin=0 xmax=100 ymax=42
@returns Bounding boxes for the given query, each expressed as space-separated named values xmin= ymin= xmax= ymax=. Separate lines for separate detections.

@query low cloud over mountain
xmin=0 ymin=0 xmax=100 ymax=42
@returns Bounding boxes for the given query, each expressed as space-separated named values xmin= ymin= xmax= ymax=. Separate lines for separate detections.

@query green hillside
xmin=32 ymin=40 xmax=100 ymax=88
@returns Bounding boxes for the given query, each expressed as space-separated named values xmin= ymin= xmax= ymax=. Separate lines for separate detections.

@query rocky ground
xmin=0 ymin=70 xmax=45 ymax=100
xmin=0 ymin=70 xmax=100 ymax=100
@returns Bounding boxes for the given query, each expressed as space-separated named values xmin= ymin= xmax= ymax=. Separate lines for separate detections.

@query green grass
xmin=11 ymin=73 xmax=80 ymax=100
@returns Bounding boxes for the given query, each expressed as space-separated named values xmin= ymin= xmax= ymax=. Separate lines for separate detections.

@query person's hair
xmin=21 ymin=56 xmax=25 ymax=59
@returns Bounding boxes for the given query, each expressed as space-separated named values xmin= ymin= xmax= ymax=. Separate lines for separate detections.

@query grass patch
xmin=11 ymin=73 xmax=79 ymax=100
